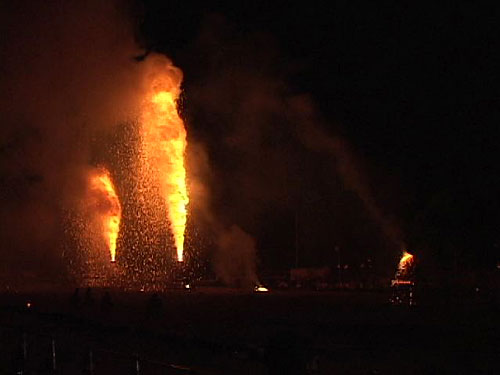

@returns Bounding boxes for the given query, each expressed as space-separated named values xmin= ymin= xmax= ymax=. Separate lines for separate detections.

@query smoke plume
xmin=290 ymin=95 xmax=404 ymax=248
xmin=214 ymin=225 xmax=258 ymax=287
xmin=0 ymin=0 xmax=143 ymax=283
xmin=0 ymin=3 xmax=404 ymax=286
xmin=181 ymin=15 xmax=403 ymax=277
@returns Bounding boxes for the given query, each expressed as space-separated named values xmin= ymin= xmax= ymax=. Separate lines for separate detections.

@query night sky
xmin=139 ymin=2 xmax=499 ymax=272
xmin=1 ymin=1 xmax=498 ymax=283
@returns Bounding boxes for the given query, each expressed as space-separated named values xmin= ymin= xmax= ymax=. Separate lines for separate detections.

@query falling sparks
xmin=141 ymin=63 xmax=189 ymax=262
xmin=64 ymin=57 xmax=193 ymax=289
xmin=89 ymin=167 xmax=122 ymax=262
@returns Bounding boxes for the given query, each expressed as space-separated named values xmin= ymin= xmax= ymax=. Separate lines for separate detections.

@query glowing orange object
xmin=141 ymin=66 xmax=189 ymax=262
xmin=391 ymin=279 xmax=413 ymax=286
xmin=90 ymin=168 xmax=122 ymax=262
xmin=398 ymin=251 xmax=413 ymax=271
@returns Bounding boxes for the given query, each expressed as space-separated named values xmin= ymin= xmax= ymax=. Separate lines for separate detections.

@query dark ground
xmin=0 ymin=287 xmax=498 ymax=374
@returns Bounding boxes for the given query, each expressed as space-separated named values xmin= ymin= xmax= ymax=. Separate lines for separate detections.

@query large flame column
xmin=89 ymin=167 xmax=122 ymax=262
xmin=141 ymin=60 xmax=189 ymax=262
xmin=398 ymin=251 xmax=414 ymax=277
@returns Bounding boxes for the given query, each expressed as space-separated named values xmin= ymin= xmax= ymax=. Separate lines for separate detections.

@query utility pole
xmin=87 ymin=349 xmax=94 ymax=375
xmin=335 ymin=245 xmax=341 ymax=287
xmin=134 ymin=354 xmax=141 ymax=375
xmin=51 ymin=337 xmax=57 ymax=373
xmin=295 ymin=210 xmax=299 ymax=268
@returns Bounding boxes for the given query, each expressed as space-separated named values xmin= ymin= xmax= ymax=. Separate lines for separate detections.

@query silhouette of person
xmin=147 ymin=293 xmax=163 ymax=318
xmin=70 ymin=287 xmax=80 ymax=308
xmin=83 ymin=287 xmax=94 ymax=307
xmin=100 ymin=291 xmax=113 ymax=312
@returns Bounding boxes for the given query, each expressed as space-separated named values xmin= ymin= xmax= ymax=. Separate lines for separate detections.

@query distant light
xmin=254 ymin=285 xmax=269 ymax=293
xmin=391 ymin=279 xmax=413 ymax=286
xmin=184 ymin=284 xmax=190 ymax=289
xmin=26 ymin=302 xmax=31 ymax=308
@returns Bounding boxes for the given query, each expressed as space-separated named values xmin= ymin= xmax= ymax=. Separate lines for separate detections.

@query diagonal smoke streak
xmin=290 ymin=95 xmax=404 ymax=248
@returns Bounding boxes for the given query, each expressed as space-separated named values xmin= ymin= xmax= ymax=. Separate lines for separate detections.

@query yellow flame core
xmin=398 ymin=251 xmax=414 ymax=274
xmin=142 ymin=85 xmax=189 ymax=262
xmin=90 ymin=169 xmax=122 ymax=262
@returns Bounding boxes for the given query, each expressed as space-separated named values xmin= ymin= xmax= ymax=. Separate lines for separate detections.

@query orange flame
xmin=398 ymin=251 xmax=414 ymax=276
xmin=90 ymin=168 xmax=122 ymax=262
xmin=141 ymin=65 xmax=189 ymax=262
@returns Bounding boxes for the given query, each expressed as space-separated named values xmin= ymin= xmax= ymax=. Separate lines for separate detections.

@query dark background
xmin=137 ymin=1 xmax=499 ymax=274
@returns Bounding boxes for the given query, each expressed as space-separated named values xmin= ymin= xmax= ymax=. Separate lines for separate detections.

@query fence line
xmin=0 ymin=325 xmax=192 ymax=374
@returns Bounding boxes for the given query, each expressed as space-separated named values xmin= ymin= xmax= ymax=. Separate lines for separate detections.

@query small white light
xmin=254 ymin=286 xmax=269 ymax=292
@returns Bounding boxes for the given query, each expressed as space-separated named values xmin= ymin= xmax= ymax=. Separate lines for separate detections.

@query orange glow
xmin=391 ymin=279 xmax=413 ymax=286
xmin=398 ymin=251 xmax=414 ymax=271
xmin=90 ymin=168 xmax=122 ymax=262
xmin=141 ymin=67 xmax=189 ymax=262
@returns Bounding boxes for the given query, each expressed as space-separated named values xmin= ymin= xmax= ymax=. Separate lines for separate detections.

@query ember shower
xmin=0 ymin=1 xmax=191 ymax=288
xmin=80 ymin=55 xmax=190 ymax=287
xmin=62 ymin=54 xmax=190 ymax=288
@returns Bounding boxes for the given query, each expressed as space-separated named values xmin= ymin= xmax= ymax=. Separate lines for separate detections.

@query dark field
xmin=1 ymin=287 xmax=498 ymax=374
